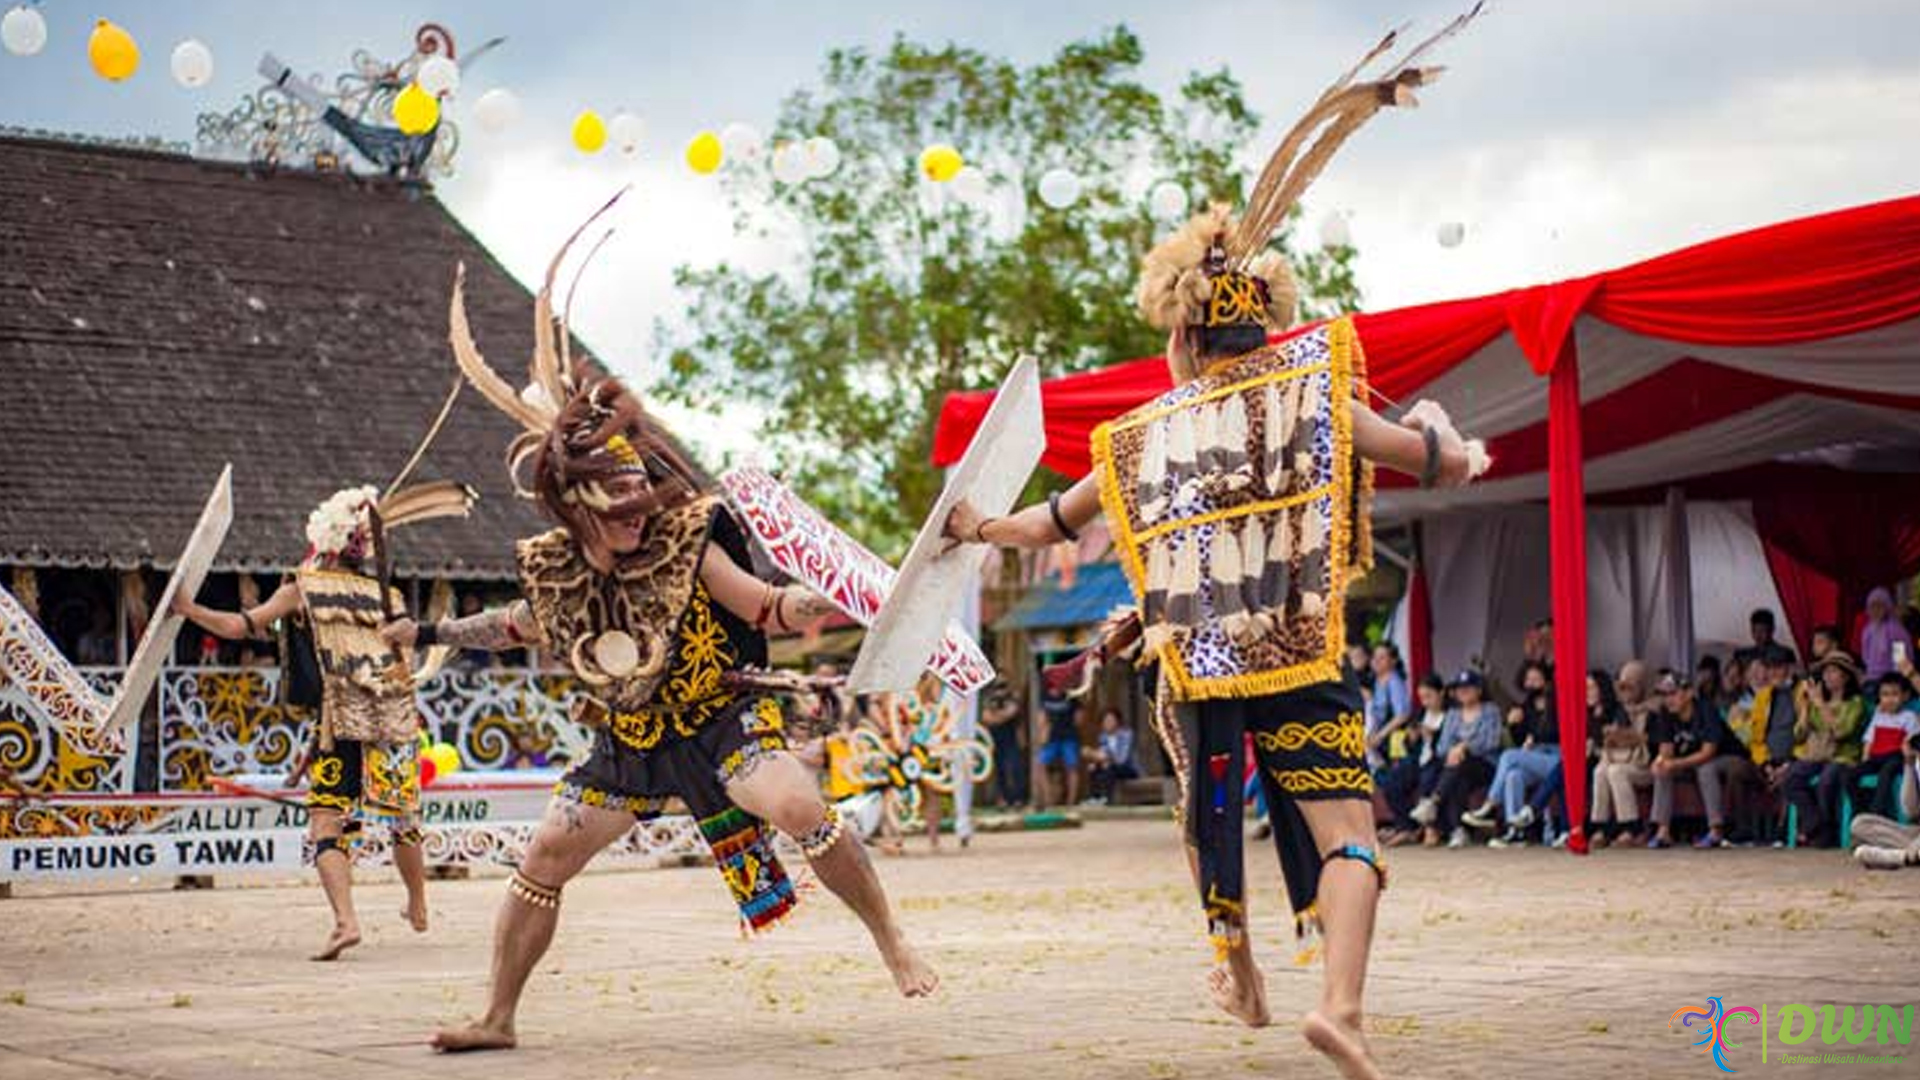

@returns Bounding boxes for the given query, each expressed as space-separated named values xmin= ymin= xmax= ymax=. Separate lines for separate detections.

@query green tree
xmin=656 ymin=26 xmax=1361 ymax=557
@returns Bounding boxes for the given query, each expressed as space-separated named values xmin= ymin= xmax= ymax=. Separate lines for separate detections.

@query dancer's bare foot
xmin=430 ymin=1020 xmax=517 ymax=1053
xmin=402 ymin=895 xmax=429 ymax=933
xmin=880 ymin=935 xmax=940 ymax=997
xmin=1303 ymin=1009 xmax=1384 ymax=1080
xmin=310 ymin=924 xmax=361 ymax=962
xmin=1207 ymin=960 xmax=1272 ymax=1027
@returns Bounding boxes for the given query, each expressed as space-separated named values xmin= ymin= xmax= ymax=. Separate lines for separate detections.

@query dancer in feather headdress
xmin=386 ymin=193 xmax=937 ymax=1054
xmin=945 ymin=10 xmax=1491 ymax=1077
xmin=172 ymin=397 xmax=478 ymax=961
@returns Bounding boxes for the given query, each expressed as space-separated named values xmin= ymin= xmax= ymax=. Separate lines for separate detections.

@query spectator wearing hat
xmin=1782 ymin=651 xmax=1865 ymax=846
xmin=1410 ymin=671 xmax=1503 ymax=848
xmin=1647 ymin=669 xmax=1742 ymax=849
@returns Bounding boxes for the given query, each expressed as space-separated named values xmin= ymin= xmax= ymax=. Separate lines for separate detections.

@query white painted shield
xmin=849 ymin=355 xmax=1044 ymax=693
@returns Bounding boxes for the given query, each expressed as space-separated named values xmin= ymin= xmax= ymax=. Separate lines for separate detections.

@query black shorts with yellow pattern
xmin=308 ymin=737 xmax=422 ymax=822
xmin=555 ymin=694 xmax=788 ymax=820
xmin=1229 ymin=675 xmax=1373 ymax=801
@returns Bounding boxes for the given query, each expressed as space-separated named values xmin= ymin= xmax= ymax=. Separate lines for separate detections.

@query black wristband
xmin=1048 ymin=491 xmax=1080 ymax=542
xmin=240 ymin=611 xmax=261 ymax=640
xmin=415 ymin=622 xmax=438 ymax=647
xmin=1418 ymin=425 xmax=1441 ymax=490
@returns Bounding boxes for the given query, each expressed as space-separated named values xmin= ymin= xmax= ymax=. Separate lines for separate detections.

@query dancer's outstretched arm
xmin=173 ymin=582 xmax=302 ymax=641
xmin=944 ymin=473 xmax=1102 ymax=552
xmin=381 ymin=601 xmax=546 ymax=652
xmin=1351 ymin=401 xmax=1473 ymax=487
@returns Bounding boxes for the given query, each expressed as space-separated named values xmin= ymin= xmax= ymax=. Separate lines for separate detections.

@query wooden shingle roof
xmin=0 ymin=135 xmax=589 ymax=580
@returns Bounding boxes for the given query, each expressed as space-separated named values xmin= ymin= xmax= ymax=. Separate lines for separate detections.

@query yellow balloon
xmin=919 ymin=143 xmax=963 ymax=183
xmin=572 ymin=110 xmax=608 ymax=154
xmin=429 ymin=743 xmax=462 ymax=776
xmin=88 ymin=19 xmax=140 ymax=82
xmin=392 ymin=83 xmax=440 ymax=136
xmin=685 ymin=130 xmax=723 ymax=174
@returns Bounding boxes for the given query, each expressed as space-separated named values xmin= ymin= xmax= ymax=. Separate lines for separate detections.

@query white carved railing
xmin=157 ymin=665 xmax=594 ymax=791
xmin=0 ymin=665 xmax=133 ymax=793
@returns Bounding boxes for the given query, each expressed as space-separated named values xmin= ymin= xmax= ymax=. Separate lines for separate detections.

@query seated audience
xmin=1411 ymin=670 xmax=1503 ymax=848
xmin=1378 ymin=673 xmax=1447 ymax=846
xmin=1852 ymin=734 xmax=1920 ymax=870
xmin=1590 ymin=668 xmax=1650 ymax=848
xmin=1086 ymin=707 xmax=1139 ymax=804
xmin=1465 ymin=660 xmax=1558 ymax=844
xmin=1782 ymin=651 xmax=1864 ymax=847
xmin=1648 ymin=670 xmax=1742 ymax=849
xmin=1850 ymin=675 xmax=1920 ymax=819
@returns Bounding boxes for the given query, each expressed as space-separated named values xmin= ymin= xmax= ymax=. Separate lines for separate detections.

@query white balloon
xmin=1318 ymin=211 xmax=1352 ymax=250
xmin=608 ymin=112 xmax=645 ymax=156
xmin=1436 ymin=221 xmax=1466 ymax=249
xmin=416 ymin=54 xmax=460 ymax=97
xmin=802 ymin=136 xmax=840 ymax=179
xmin=169 ymin=39 xmax=214 ymax=89
xmin=473 ymin=88 xmax=520 ymax=132
xmin=950 ymin=165 xmax=988 ymax=205
xmin=2 ymin=5 xmax=46 ymax=56
xmin=1037 ymin=167 xmax=1081 ymax=210
xmin=771 ymin=141 xmax=809 ymax=185
xmin=1148 ymin=181 xmax=1188 ymax=220
xmin=720 ymin=122 xmax=764 ymax=164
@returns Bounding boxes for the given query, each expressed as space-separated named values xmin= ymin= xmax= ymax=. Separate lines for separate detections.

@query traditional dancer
xmin=402 ymin=214 xmax=937 ymax=1053
xmin=944 ymin=14 xmax=1487 ymax=1077
xmin=173 ymin=477 xmax=476 ymax=960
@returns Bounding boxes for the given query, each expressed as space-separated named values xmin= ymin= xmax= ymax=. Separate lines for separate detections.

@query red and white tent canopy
xmin=939 ymin=193 xmax=1920 ymax=505
xmin=934 ymin=193 xmax=1920 ymax=853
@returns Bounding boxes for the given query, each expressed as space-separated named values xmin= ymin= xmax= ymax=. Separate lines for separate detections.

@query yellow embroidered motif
xmin=309 ymin=756 xmax=344 ymax=787
xmin=604 ymin=584 xmax=741 ymax=753
xmin=1266 ymin=765 xmax=1374 ymax=795
xmin=1206 ymin=271 xmax=1265 ymax=327
xmin=1253 ymin=712 xmax=1367 ymax=760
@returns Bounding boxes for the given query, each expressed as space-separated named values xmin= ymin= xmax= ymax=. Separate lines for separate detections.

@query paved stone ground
xmin=1 ymin=819 xmax=1914 ymax=1079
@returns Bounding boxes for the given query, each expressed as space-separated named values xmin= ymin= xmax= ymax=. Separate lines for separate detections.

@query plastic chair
xmin=1839 ymin=769 xmax=1909 ymax=848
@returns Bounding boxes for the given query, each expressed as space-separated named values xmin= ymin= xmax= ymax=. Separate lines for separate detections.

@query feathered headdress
xmin=1137 ymin=3 xmax=1485 ymax=332
xmin=446 ymin=187 xmax=701 ymax=551
xmin=303 ymin=395 xmax=479 ymax=564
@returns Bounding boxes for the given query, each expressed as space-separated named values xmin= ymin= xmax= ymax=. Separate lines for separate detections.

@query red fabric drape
xmin=1407 ymin=558 xmax=1434 ymax=684
xmin=1758 ymin=539 xmax=1839 ymax=658
xmin=1752 ymin=490 xmax=1920 ymax=648
xmin=931 ymin=194 xmax=1920 ymax=475
xmin=933 ymin=357 xmax=1172 ymax=478
xmin=1549 ymin=343 xmax=1592 ymax=856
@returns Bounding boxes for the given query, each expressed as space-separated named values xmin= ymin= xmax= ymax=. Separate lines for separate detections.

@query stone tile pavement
xmin=1 ymin=820 xmax=1913 ymax=1079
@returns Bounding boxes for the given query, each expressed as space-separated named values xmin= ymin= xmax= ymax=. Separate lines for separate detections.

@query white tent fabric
xmin=1410 ymin=500 xmax=1790 ymax=692
xmin=1379 ymin=395 xmax=1920 ymax=519
xmin=1401 ymin=315 xmax=1920 ymax=445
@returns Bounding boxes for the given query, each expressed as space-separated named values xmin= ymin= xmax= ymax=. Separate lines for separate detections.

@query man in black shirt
xmin=1646 ymin=670 xmax=1741 ymax=848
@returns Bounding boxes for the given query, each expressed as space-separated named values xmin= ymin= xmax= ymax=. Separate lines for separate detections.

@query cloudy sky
xmin=4 ymin=0 xmax=1916 ymax=447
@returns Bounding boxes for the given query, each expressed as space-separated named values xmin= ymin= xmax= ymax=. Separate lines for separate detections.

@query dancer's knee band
xmin=508 ymin=870 xmax=562 ymax=910
xmin=1324 ymin=843 xmax=1387 ymax=890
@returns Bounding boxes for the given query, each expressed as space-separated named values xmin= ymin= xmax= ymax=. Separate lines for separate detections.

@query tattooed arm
xmin=380 ymin=600 xmax=546 ymax=652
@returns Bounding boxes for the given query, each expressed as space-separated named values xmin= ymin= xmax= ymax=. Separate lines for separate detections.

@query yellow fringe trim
xmin=1133 ymin=482 xmax=1333 ymax=546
